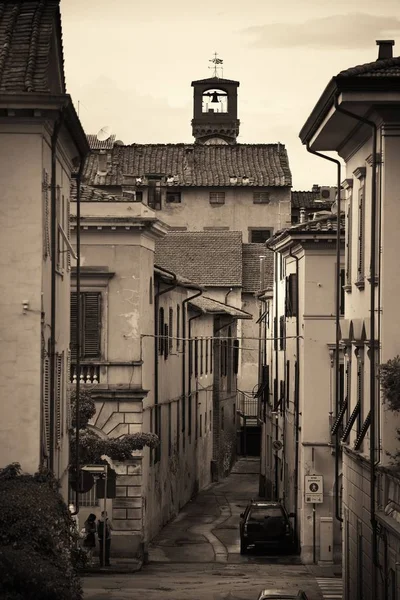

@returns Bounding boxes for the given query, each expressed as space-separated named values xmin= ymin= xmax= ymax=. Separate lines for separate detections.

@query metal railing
xmin=237 ymin=389 xmax=259 ymax=420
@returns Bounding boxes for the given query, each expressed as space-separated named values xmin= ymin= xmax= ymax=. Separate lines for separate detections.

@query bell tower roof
xmin=191 ymin=76 xmax=240 ymax=86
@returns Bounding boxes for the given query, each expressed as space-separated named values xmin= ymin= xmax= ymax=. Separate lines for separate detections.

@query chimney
xmin=300 ymin=207 xmax=306 ymax=223
xmin=376 ymin=40 xmax=394 ymax=60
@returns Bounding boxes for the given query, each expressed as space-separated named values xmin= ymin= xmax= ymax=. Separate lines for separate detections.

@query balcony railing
xmin=70 ymin=363 xmax=100 ymax=385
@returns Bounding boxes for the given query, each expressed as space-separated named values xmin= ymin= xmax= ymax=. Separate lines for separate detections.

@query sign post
xmin=304 ymin=475 xmax=324 ymax=504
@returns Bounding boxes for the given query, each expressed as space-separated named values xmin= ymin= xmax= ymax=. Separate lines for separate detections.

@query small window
xmin=209 ymin=192 xmax=225 ymax=205
xmin=166 ymin=191 xmax=181 ymax=203
xmin=249 ymin=229 xmax=272 ymax=243
xmin=253 ymin=191 xmax=270 ymax=204
xmin=148 ymin=179 xmax=162 ymax=210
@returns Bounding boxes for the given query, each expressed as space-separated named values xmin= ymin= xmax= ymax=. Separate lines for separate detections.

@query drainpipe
xmin=289 ymin=246 xmax=300 ymax=553
xmin=306 ymin=142 xmax=343 ymax=525
xmin=333 ymin=96 xmax=378 ymax=597
xmin=49 ymin=112 xmax=64 ymax=473
xmin=182 ymin=289 xmax=203 ymax=441
xmin=224 ymin=287 xmax=233 ymax=305
xmin=70 ymin=153 xmax=85 ymax=517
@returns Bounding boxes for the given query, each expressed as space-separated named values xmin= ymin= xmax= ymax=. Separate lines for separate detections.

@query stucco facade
xmin=299 ymin=40 xmax=400 ymax=599
xmin=259 ymin=215 xmax=344 ymax=564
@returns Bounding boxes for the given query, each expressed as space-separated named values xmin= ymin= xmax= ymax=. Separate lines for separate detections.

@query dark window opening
xmin=148 ymin=179 xmax=162 ymax=210
xmin=166 ymin=191 xmax=181 ymax=203
xmin=249 ymin=229 xmax=272 ymax=243
xmin=233 ymin=339 xmax=239 ymax=374
xmin=285 ymin=273 xmax=298 ymax=317
xmin=253 ymin=191 xmax=270 ymax=204
xmin=209 ymin=192 xmax=225 ymax=205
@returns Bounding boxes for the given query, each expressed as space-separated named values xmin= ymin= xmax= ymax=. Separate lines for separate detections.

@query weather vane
xmin=209 ymin=52 xmax=223 ymax=78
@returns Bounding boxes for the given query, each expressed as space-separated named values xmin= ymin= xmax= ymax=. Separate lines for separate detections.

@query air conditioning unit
xmin=320 ymin=186 xmax=336 ymax=202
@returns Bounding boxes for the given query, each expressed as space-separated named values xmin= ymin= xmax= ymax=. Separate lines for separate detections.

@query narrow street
xmin=83 ymin=458 xmax=332 ymax=599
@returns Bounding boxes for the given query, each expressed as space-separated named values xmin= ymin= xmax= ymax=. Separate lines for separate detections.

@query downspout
xmin=182 ymin=289 xmax=203 ymax=440
xmin=306 ymin=142 xmax=343 ymax=524
xmin=49 ymin=112 xmax=64 ymax=473
xmin=289 ymin=246 xmax=300 ymax=552
xmin=70 ymin=153 xmax=85 ymax=517
xmin=333 ymin=96 xmax=378 ymax=596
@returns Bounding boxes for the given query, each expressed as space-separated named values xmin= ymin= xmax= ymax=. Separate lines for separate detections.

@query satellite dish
xmin=96 ymin=125 xmax=112 ymax=142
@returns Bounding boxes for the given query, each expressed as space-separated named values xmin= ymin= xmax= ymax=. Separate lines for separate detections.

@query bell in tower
xmin=191 ymin=55 xmax=240 ymax=145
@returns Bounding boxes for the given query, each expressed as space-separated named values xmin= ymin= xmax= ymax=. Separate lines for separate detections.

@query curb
xmin=81 ymin=559 xmax=143 ymax=576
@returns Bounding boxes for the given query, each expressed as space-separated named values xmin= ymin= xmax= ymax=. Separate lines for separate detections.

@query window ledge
xmin=354 ymin=279 xmax=365 ymax=290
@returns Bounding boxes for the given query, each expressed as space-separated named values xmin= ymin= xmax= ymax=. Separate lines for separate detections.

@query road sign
xmin=305 ymin=475 xmax=324 ymax=504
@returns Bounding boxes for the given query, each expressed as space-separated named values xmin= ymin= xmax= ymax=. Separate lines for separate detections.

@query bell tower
xmin=191 ymin=55 xmax=240 ymax=145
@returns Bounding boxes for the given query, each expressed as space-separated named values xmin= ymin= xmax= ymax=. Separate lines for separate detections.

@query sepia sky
xmin=62 ymin=0 xmax=400 ymax=190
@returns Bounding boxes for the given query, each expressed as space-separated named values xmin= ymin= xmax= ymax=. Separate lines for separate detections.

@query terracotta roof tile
xmin=86 ymin=134 xmax=116 ymax=150
xmin=291 ymin=190 xmax=333 ymax=210
xmin=70 ymin=182 xmax=124 ymax=202
xmin=0 ymin=0 xmax=65 ymax=93
xmin=337 ymin=56 xmax=400 ymax=78
xmin=242 ymin=244 xmax=274 ymax=293
xmin=268 ymin=213 xmax=345 ymax=246
xmin=82 ymin=143 xmax=292 ymax=188
xmin=155 ymin=231 xmax=243 ymax=287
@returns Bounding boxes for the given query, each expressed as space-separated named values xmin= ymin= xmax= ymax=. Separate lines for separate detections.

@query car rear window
xmin=248 ymin=506 xmax=284 ymax=521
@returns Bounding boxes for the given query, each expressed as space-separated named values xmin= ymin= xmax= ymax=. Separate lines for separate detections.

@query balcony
xmin=70 ymin=363 xmax=100 ymax=385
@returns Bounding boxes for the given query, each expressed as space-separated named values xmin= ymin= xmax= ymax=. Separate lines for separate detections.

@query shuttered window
xmin=55 ymin=352 xmax=63 ymax=446
xmin=253 ymin=191 xmax=270 ymax=204
xmin=279 ymin=316 xmax=285 ymax=351
xmin=43 ymin=357 xmax=50 ymax=455
xmin=357 ymin=185 xmax=365 ymax=282
xmin=70 ymin=292 xmax=102 ymax=360
xmin=285 ymin=273 xmax=298 ymax=317
xmin=209 ymin=192 xmax=225 ymax=204
xmin=346 ymin=202 xmax=352 ymax=285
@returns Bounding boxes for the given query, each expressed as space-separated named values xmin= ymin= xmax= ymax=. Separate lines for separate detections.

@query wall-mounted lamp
xmin=22 ymin=301 xmax=29 ymax=313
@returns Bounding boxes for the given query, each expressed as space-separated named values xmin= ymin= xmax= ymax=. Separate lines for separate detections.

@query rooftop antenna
xmin=96 ymin=125 xmax=112 ymax=142
xmin=208 ymin=52 xmax=223 ymax=78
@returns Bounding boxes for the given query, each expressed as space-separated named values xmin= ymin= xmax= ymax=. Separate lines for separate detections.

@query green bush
xmin=0 ymin=463 xmax=83 ymax=600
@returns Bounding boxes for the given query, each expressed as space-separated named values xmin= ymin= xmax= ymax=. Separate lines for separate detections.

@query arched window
xmin=202 ymin=88 xmax=228 ymax=114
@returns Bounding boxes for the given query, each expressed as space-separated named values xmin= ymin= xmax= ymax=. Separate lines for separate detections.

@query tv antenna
xmin=96 ymin=125 xmax=112 ymax=142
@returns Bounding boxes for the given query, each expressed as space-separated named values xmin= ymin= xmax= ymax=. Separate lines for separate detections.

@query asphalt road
xmin=83 ymin=458 xmax=325 ymax=599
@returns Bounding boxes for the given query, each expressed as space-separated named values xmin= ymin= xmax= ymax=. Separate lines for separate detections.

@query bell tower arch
xmin=191 ymin=74 xmax=240 ymax=145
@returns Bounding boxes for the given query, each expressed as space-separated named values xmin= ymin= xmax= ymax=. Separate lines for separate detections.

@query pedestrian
xmin=83 ymin=513 xmax=97 ymax=565
xmin=97 ymin=510 xmax=113 ymax=566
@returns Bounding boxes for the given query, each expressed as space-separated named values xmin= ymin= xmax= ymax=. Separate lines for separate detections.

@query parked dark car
xmin=239 ymin=500 xmax=294 ymax=554
xmin=257 ymin=590 xmax=309 ymax=600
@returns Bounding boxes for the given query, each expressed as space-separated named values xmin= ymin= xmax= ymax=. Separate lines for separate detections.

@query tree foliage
xmin=69 ymin=387 xmax=159 ymax=465
xmin=379 ymin=355 xmax=400 ymax=413
xmin=0 ymin=464 xmax=83 ymax=600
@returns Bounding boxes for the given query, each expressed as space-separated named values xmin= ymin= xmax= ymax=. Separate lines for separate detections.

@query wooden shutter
xmin=43 ymin=357 xmax=50 ymax=455
xmin=70 ymin=292 xmax=78 ymax=361
xmin=346 ymin=203 xmax=352 ymax=285
xmin=55 ymin=353 xmax=63 ymax=447
xmin=82 ymin=292 xmax=102 ymax=358
xmin=287 ymin=274 xmax=298 ymax=317
xmin=357 ymin=186 xmax=365 ymax=279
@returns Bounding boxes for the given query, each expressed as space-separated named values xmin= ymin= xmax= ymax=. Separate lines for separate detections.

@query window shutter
xmin=287 ymin=274 xmax=298 ymax=317
xmin=43 ymin=357 xmax=50 ymax=455
xmin=159 ymin=307 xmax=164 ymax=355
xmin=346 ymin=204 xmax=352 ymax=284
xmin=70 ymin=292 xmax=78 ymax=361
xmin=233 ymin=339 xmax=239 ymax=374
xmin=164 ymin=324 xmax=169 ymax=359
xmin=357 ymin=186 xmax=365 ymax=279
xmin=83 ymin=292 xmax=102 ymax=358
xmin=279 ymin=316 xmax=285 ymax=350
xmin=55 ymin=353 xmax=63 ymax=447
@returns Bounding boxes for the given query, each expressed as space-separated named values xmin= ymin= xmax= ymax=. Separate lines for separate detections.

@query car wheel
xmin=240 ymin=539 xmax=247 ymax=555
